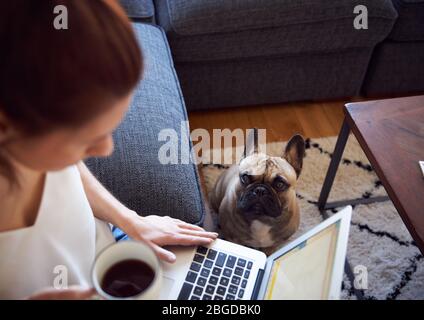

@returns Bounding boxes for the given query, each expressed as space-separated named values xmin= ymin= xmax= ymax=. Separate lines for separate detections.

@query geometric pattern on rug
xmin=199 ymin=135 xmax=424 ymax=300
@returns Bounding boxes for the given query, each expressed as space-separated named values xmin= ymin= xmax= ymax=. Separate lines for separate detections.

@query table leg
xmin=318 ymin=118 xmax=350 ymax=211
xmin=317 ymin=117 xmax=390 ymax=211
xmin=317 ymin=117 xmax=389 ymax=300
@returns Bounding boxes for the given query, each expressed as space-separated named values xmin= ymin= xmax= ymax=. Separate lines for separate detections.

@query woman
xmin=0 ymin=0 xmax=217 ymax=299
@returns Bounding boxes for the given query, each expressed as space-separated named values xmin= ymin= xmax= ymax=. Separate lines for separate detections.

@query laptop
xmin=159 ymin=205 xmax=352 ymax=300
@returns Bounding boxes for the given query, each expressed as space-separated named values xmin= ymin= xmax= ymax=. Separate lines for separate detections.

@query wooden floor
xmin=188 ymin=99 xmax=359 ymax=142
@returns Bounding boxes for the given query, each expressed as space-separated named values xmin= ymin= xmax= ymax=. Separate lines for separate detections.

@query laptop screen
xmin=264 ymin=221 xmax=341 ymax=300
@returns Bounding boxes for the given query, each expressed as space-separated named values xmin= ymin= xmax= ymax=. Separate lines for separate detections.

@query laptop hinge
xmin=251 ymin=268 xmax=264 ymax=300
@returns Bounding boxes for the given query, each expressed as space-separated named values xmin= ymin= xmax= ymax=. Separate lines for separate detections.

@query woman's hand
xmin=122 ymin=212 xmax=218 ymax=263
xmin=28 ymin=286 xmax=96 ymax=300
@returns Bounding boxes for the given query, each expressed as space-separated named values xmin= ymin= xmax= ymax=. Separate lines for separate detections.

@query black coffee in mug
xmin=101 ymin=259 xmax=155 ymax=298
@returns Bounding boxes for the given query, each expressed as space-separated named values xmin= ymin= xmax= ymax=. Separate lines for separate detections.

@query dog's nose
xmin=253 ymin=185 xmax=269 ymax=197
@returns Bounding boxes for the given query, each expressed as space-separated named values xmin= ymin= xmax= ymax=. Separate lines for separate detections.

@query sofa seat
xmin=86 ymin=23 xmax=205 ymax=225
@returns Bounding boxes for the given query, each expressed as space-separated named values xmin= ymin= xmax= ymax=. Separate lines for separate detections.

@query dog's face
xmin=235 ymin=132 xmax=305 ymax=221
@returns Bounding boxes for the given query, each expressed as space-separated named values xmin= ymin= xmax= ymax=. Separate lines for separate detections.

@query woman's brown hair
xmin=0 ymin=0 xmax=143 ymax=184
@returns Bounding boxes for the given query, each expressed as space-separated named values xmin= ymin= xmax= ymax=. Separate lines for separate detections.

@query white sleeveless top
xmin=0 ymin=166 xmax=116 ymax=299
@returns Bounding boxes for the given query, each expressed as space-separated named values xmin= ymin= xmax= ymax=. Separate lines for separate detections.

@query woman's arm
xmin=77 ymin=162 xmax=217 ymax=262
xmin=77 ymin=161 xmax=135 ymax=228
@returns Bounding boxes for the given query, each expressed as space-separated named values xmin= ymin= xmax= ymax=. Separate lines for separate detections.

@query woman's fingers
xmin=180 ymin=229 xmax=218 ymax=239
xmin=64 ymin=287 xmax=97 ymax=300
xmin=177 ymin=222 xmax=205 ymax=232
xmin=170 ymin=217 xmax=205 ymax=231
xmin=135 ymin=235 xmax=177 ymax=263
xmin=29 ymin=286 xmax=96 ymax=300
xmin=148 ymin=241 xmax=177 ymax=263
xmin=172 ymin=234 xmax=215 ymax=246
xmin=131 ymin=216 xmax=220 ymax=264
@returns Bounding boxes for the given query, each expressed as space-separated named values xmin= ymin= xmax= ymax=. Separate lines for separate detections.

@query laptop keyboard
xmin=177 ymin=246 xmax=253 ymax=300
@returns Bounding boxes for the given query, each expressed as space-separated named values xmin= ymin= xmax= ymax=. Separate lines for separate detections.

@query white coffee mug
xmin=92 ymin=241 xmax=162 ymax=300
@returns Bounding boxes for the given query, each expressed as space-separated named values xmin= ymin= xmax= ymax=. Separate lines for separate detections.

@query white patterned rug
xmin=199 ymin=135 xmax=424 ymax=300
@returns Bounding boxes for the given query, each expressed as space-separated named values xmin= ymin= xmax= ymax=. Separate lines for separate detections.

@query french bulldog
xmin=209 ymin=129 xmax=305 ymax=255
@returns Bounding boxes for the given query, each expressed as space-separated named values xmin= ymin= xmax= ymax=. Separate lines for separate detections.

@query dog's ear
xmin=283 ymin=134 xmax=305 ymax=178
xmin=242 ymin=128 xmax=259 ymax=159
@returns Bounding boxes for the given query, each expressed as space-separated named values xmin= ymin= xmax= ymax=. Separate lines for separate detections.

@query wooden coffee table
xmin=318 ymin=95 xmax=424 ymax=253
xmin=317 ymin=95 xmax=424 ymax=299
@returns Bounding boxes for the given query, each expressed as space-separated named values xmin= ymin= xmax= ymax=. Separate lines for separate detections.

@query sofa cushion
xmin=156 ymin=0 xmax=397 ymax=62
xmin=85 ymin=23 xmax=205 ymax=225
xmin=119 ymin=0 xmax=155 ymax=21
xmin=389 ymin=0 xmax=424 ymax=41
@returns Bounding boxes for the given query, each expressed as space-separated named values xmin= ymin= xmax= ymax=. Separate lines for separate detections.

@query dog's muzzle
xmin=236 ymin=183 xmax=282 ymax=219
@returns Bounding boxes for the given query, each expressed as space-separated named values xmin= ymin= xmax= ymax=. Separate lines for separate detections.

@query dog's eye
xmin=240 ymin=173 xmax=251 ymax=185
xmin=273 ymin=177 xmax=289 ymax=191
